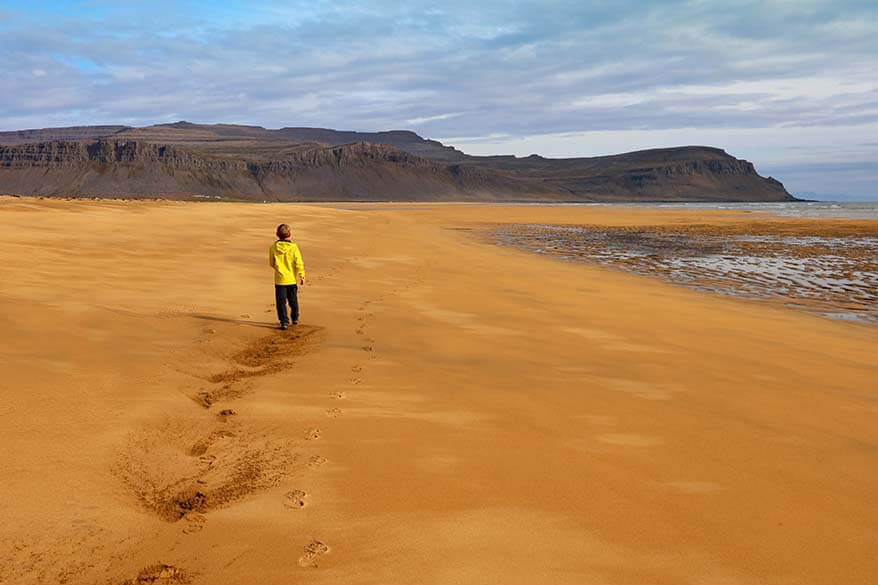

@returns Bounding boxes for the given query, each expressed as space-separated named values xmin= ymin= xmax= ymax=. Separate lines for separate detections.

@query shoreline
xmin=2 ymin=193 xmax=812 ymax=205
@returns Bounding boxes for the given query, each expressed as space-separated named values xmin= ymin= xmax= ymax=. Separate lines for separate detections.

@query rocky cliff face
xmin=0 ymin=123 xmax=797 ymax=202
xmin=1 ymin=140 xmax=236 ymax=170
xmin=0 ymin=139 xmax=545 ymax=201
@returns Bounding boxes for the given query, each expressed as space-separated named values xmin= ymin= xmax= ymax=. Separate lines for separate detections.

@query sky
xmin=1 ymin=0 xmax=876 ymax=200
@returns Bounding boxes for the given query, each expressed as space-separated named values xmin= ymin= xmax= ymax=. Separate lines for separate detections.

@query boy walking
xmin=269 ymin=223 xmax=306 ymax=330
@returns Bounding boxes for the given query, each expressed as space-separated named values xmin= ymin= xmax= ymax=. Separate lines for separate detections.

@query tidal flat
xmin=491 ymin=221 xmax=878 ymax=323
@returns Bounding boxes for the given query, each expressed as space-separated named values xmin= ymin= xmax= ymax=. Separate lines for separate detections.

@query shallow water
xmin=646 ymin=201 xmax=878 ymax=220
xmin=492 ymin=223 xmax=878 ymax=323
xmin=500 ymin=201 xmax=878 ymax=220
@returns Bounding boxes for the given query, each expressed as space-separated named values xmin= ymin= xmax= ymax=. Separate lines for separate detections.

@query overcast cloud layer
xmin=1 ymin=0 xmax=876 ymax=198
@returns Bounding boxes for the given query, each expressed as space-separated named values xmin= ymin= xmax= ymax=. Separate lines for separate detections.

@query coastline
xmin=1 ymin=199 xmax=876 ymax=584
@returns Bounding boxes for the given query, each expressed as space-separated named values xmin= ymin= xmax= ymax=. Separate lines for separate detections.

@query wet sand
xmin=1 ymin=198 xmax=876 ymax=584
xmin=491 ymin=220 xmax=878 ymax=322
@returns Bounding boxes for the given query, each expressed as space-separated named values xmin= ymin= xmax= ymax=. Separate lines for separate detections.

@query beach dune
xmin=0 ymin=198 xmax=875 ymax=585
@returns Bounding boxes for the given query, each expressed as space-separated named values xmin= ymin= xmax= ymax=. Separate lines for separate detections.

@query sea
xmin=637 ymin=201 xmax=878 ymax=220
xmin=507 ymin=201 xmax=878 ymax=220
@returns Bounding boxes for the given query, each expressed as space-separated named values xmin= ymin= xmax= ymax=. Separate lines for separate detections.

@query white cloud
xmin=659 ymin=77 xmax=876 ymax=100
xmin=569 ymin=92 xmax=649 ymax=109
xmin=404 ymin=112 xmax=462 ymax=125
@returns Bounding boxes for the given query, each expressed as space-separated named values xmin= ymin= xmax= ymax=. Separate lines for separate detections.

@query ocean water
xmin=622 ymin=201 xmax=878 ymax=220
xmin=502 ymin=201 xmax=878 ymax=219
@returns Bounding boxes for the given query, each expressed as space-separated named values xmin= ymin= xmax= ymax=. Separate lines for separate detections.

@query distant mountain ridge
xmin=0 ymin=122 xmax=796 ymax=202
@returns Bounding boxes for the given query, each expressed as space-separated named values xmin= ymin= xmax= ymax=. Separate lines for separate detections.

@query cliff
xmin=0 ymin=123 xmax=796 ymax=202
xmin=0 ymin=139 xmax=551 ymax=201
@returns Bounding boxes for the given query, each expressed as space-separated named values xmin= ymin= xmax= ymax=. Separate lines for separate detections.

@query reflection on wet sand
xmin=492 ymin=222 xmax=878 ymax=322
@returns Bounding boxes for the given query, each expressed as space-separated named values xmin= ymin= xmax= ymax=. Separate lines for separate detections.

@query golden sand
xmin=1 ymin=198 xmax=876 ymax=584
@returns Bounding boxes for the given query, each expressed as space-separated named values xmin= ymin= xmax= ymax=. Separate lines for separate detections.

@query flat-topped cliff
xmin=0 ymin=123 xmax=796 ymax=201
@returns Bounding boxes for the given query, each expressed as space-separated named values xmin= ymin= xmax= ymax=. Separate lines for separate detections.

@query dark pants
xmin=275 ymin=284 xmax=299 ymax=324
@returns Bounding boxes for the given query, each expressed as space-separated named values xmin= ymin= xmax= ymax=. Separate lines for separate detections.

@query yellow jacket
xmin=269 ymin=240 xmax=306 ymax=285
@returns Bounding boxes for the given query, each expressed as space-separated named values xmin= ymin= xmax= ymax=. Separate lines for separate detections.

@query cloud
xmin=404 ymin=112 xmax=462 ymax=125
xmin=0 ymin=0 xmax=876 ymax=196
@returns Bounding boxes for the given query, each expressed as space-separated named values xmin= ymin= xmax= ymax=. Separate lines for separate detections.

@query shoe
xmin=280 ymin=323 xmax=289 ymax=330
xmin=292 ymin=320 xmax=298 ymax=325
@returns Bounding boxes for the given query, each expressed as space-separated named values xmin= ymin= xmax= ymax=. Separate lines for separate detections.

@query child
xmin=269 ymin=223 xmax=306 ymax=330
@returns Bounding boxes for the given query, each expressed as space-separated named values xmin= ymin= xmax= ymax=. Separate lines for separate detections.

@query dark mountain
xmin=0 ymin=139 xmax=550 ymax=201
xmin=0 ymin=122 xmax=796 ymax=202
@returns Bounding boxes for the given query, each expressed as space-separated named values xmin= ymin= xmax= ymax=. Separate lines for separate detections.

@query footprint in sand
xmin=188 ymin=430 xmax=236 ymax=457
xmin=350 ymin=365 xmax=364 ymax=380
xmin=307 ymin=455 xmax=327 ymax=469
xmin=283 ymin=489 xmax=308 ymax=509
xmin=304 ymin=428 xmax=321 ymax=441
xmin=329 ymin=391 xmax=345 ymax=400
xmin=181 ymin=512 xmax=206 ymax=534
xmin=298 ymin=539 xmax=330 ymax=568
xmin=117 ymin=418 xmax=295 ymax=523
xmin=194 ymin=381 xmax=251 ymax=409
xmin=325 ymin=408 xmax=342 ymax=418
xmin=120 ymin=564 xmax=190 ymax=584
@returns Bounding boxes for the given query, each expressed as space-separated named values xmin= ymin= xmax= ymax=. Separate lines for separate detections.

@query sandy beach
xmin=1 ymin=197 xmax=876 ymax=585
